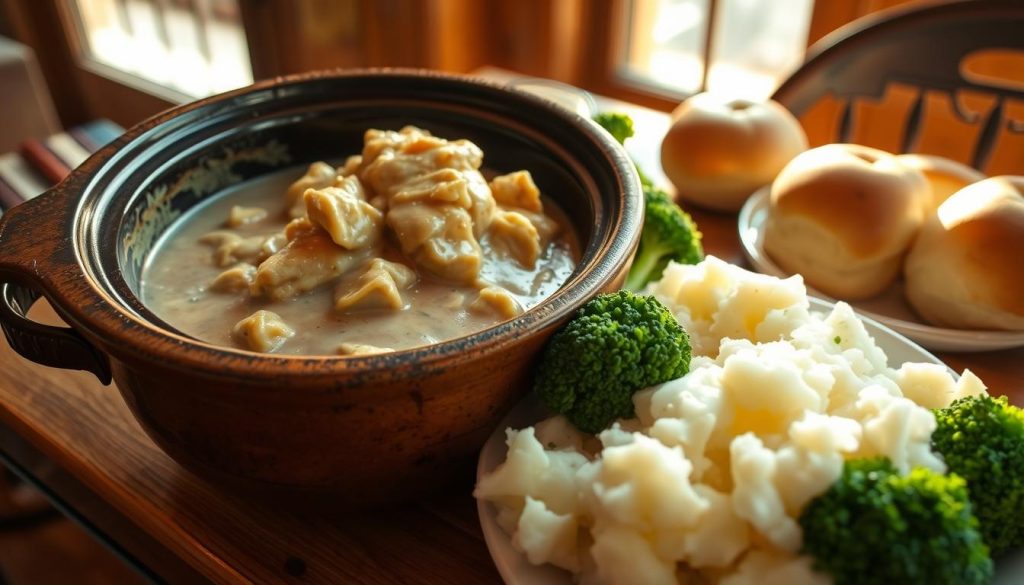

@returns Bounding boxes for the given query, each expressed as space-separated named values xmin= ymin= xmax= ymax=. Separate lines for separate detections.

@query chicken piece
xmin=489 ymin=172 xmax=560 ymax=244
xmin=200 ymin=231 xmax=242 ymax=260
xmin=433 ymin=139 xmax=484 ymax=170
xmin=359 ymin=126 xmax=497 ymax=236
xmin=337 ymin=342 xmax=394 ymax=356
xmin=251 ymin=228 xmax=366 ymax=301
xmin=260 ymin=232 xmax=287 ymax=258
xmin=303 ymin=179 xmax=383 ymax=250
xmin=377 ymin=126 xmax=485 ymax=170
xmin=489 ymin=170 xmax=543 ymax=213
xmin=199 ymin=231 xmax=266 ymax=267
xmin=232 ymin=310 xmax=294 ymax=353
xmin=487 ymin=209 xmax=542 ymax=268
xmin=513 ymin=208 xmax=561 ymax=245
xmin=387 ymin=168 xmax=494 ymax=235
xmin=464 ymin=170 xmax=496 ymax=234
xmin=360 ymin=150 xmax=435 ymax=198
xmin=334 ymin=258 xmax=417 ymax=312
xmin=360 ymin=127 xmax=417 ymax=167
xmin=337 ymin=155 xmax=363 ymax=177
xmin=335 ymin=155 xmax=378 ymax=205
xmin=368 ymin=126 xmax=484 ymax=168
xmin=398 ymin=130 xmax=447 ymax=155
xmin=226 ymin=205 xmax=268 ymax=227
xmin=440 ymin=291 xmax=466 ymax=310
xmin=286 ymin=162 xmax=337 ymax=218
xmin=469 ymin=286 xmax=524 ymax=319
xmin=391 ymin=169 xmax=473 ymax=208
xmin=209 ymin=263 xmax=256 ymax=293
xmin=364 ymin=126 xmax=470 ymax=165
xmin=387 ymin=204 xmax=483 ymax=283
xmin=232 ymin=236 xmax=266 ymax=264
xmin=360 ymin=131 xmax=425 ymax=192
xmin=369 ymin=194 xmax=389 ymax=213
xmin=284 ymin=217 xmax=318 ymax=240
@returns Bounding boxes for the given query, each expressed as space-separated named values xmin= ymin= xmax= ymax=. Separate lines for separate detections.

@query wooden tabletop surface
xmin=1 ymin=98 xmax=1022 ymax=585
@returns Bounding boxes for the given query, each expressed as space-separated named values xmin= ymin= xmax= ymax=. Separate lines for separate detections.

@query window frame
xmin=63 ymin=0 xmax=259 ymax=105
xmin=572 ymin=0 xmax=921 ymax=112
xmin=575 ymin=0 xmax=685 ymax=112
xmin=1 ymin=0 xmax=925 ymax=128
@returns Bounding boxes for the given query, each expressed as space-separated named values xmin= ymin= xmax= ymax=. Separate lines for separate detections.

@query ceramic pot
xmin=0 ymin=70 xmax=642 ymax=504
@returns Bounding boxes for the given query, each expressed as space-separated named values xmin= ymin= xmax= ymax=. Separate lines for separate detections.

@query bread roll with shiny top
xmin=660 ymin=93 xmax=807 ymax=212
xmin=904 ymin=176 xmax=1024 ymax=330
xmin=894 ymin=154 xmax=985 ymax=211
xmin=763 ymin=144 xmax=929 ymax=299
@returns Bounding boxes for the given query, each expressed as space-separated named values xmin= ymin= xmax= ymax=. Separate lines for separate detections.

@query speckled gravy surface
xmin=141 ymin=168 xmax=578 ymax=355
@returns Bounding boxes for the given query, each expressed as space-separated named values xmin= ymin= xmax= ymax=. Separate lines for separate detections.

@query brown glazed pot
xmin=0 ymin=70 xmax=642 ymax=505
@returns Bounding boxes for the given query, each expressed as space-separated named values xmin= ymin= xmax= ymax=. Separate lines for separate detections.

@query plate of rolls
xmin=739 ymin=144 xmax=1024 ymax=352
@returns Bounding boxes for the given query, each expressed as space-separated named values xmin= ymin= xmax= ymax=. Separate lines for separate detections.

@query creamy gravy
xmin=141 ymin=168 xmax=578 ymax=355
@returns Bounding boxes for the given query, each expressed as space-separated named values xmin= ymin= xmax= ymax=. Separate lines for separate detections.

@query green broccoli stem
xmin=624 ymin=244 xmax=669 ymax=292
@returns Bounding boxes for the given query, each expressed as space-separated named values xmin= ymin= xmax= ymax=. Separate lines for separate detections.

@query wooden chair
xmin=772 ymin=0 xmax=1024 ymax=173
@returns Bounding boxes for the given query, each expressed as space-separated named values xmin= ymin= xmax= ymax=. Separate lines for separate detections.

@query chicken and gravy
xmin=142 ymin=126 xmax=579 ymax=355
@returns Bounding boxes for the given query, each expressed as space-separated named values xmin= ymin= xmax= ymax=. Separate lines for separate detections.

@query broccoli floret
xmin=534 ymin=291 xmax=691 ymax=433
xmin=592 ymin=112 xmax=703 ymax=289
xmin=593 ymin=112 xmax=635 ymax=146
xmin=593 ymin=112 xmax=653 ymax=188
xmin=932 ymin=394 xmax=1024 ymax=555
xmin=799 ymin=458 xmax=993 ymax=585
xmin=623 ymin=187 xmax=704 ymax=291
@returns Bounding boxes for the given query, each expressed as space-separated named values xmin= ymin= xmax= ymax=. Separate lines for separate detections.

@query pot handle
xmin=0 ymin=191 xmax=112 ymax=385
xmin=0 ymin=282 xmax=112 ymax=384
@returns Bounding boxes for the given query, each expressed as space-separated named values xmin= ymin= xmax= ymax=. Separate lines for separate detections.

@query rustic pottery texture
xmin=0 ymin=70 xmax=642 ymax=504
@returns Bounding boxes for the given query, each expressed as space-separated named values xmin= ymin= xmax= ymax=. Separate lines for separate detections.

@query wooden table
xmin=2 ymin=99 xmax=1023 ymax=585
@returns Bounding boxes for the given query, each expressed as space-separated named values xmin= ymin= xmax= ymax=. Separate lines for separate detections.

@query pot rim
xmin=47 ymin=68 xmax=643 ymax=384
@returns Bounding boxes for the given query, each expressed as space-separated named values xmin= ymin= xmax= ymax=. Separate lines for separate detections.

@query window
xmin=8 ymin=0 xmax=919 ymax=128
xmin=620 ymin=0 xmax=814 ymax=100
xmin=68 ymin=0 xmax=253 ymax=100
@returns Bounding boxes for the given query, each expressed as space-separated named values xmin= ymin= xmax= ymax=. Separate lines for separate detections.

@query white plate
xmin=738 ymin=187 xmax=1024 ymax=352
xmin=476 ymin=298 xmax=1024 ymax=584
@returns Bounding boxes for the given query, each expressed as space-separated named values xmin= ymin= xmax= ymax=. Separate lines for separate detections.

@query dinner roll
xmin=660 ymin=93 xmax=807 ymax=212
xmin=763 ymin=144 xmax=929 ymax=299
xmin=894 ymin=154 xmax=985 ymax=211
xmin=904 ymin=176 xmax=1024 ymax=330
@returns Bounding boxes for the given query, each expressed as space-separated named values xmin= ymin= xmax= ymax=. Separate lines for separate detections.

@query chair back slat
xmin=838 ymin=99 xmax=855 ymax=143
xmin=972 ymin=95 xmax=1005 ymax=171
xmin=901 ymin=89 xmax=926 ymax=154
xmin=773 ymin=0 xmax=1024 ymax=173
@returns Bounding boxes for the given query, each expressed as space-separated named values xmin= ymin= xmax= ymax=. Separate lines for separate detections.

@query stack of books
xmin=0 ymin=120 xmax=123 ymax=212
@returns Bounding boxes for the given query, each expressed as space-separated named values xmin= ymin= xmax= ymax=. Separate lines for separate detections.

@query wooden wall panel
xmin=423 ymin=0 xmax=492 ymax=73
xmin=1 ymin=0 xmax=89 ymax=127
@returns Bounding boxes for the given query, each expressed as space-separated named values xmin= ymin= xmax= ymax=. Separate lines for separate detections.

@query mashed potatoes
xmin=474 ymin=257 xmax=987 ymax=585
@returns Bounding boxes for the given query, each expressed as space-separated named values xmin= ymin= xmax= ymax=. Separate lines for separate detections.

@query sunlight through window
xmin=622 ymin=0 xmax=813 ymax=100
xmin=69 ymin=0 xmax=253 ymax=100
